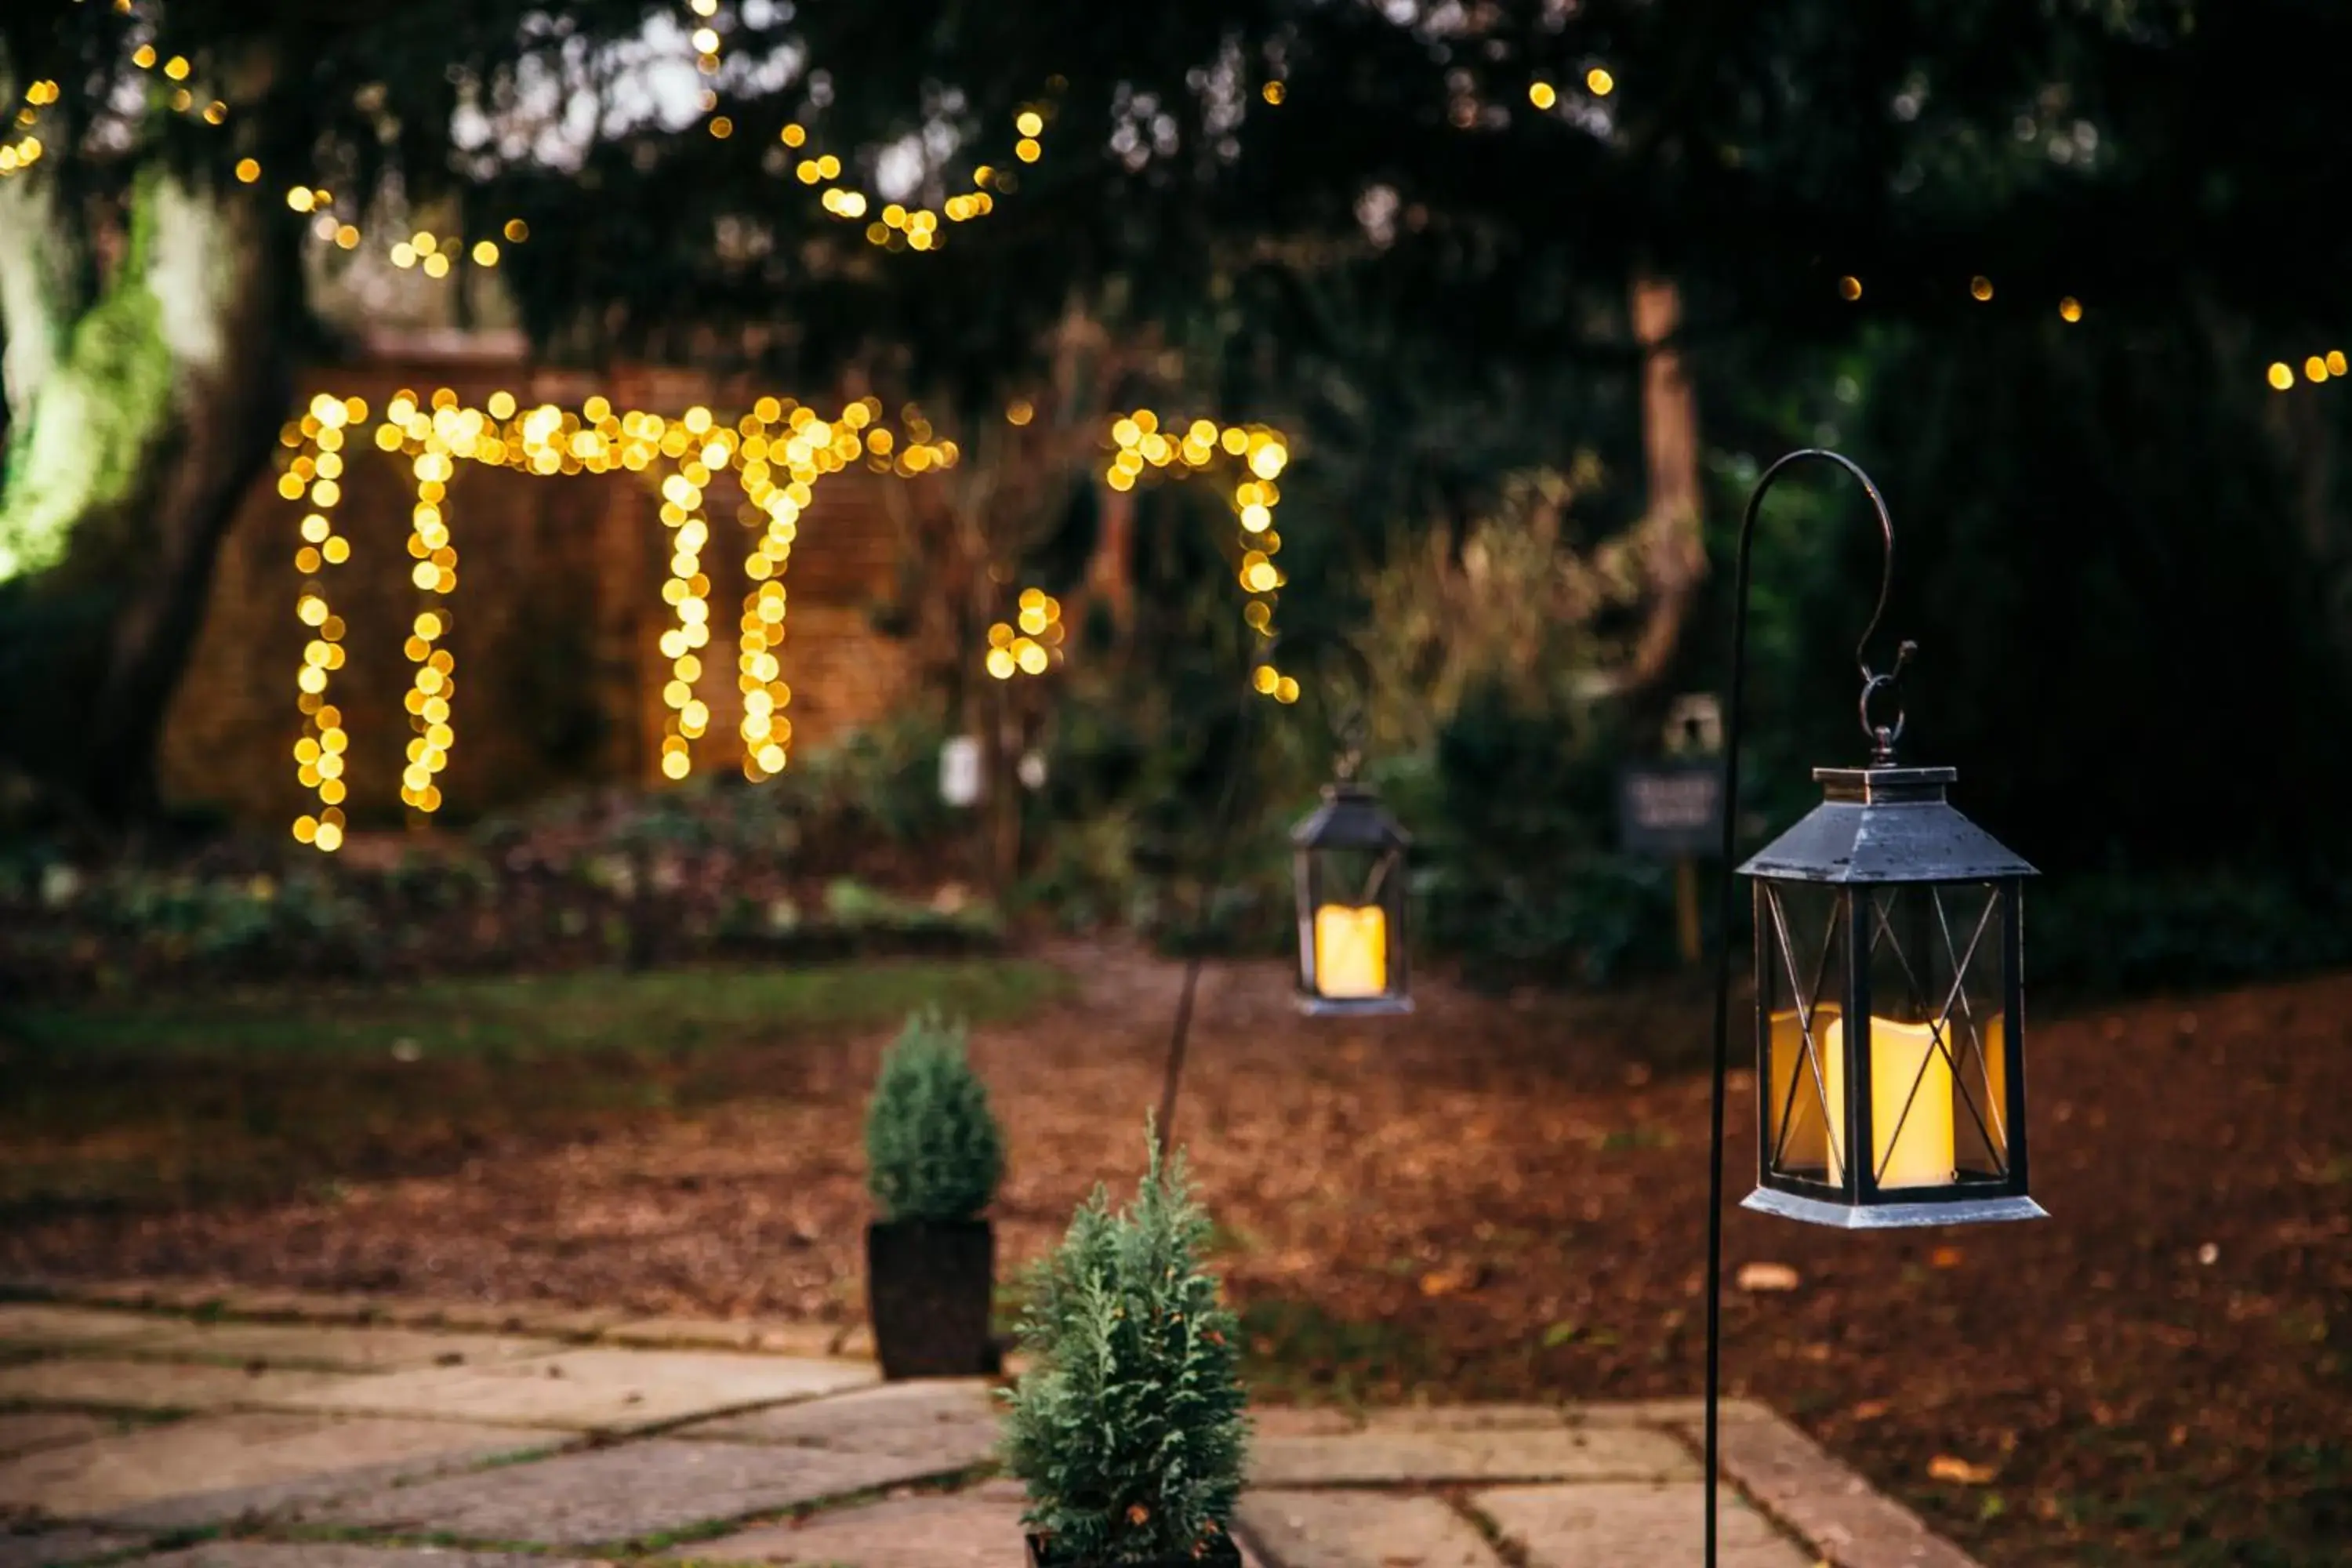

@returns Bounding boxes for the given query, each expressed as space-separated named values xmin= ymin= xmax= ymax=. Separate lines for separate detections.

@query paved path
xmin=0 ymin=1294 xmax=1979 ymax=1568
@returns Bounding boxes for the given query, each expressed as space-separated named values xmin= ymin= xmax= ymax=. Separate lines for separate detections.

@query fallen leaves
xmin=1929 ymin=1454 xmax=2001 ymax=1486
xmin=1737 ymin=1261 xmax=1801 ymax=1293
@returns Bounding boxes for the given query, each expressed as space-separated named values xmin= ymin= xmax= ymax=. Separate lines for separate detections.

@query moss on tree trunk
xmin=0 ymin=154 xmax=294 ymax=825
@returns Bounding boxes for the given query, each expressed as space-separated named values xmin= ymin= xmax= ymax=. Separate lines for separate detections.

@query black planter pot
xmin=1026 ymin=1533 xmax=1244 ymax=1568
xmin=866 ymin=1218 xmax=996 ymax=1379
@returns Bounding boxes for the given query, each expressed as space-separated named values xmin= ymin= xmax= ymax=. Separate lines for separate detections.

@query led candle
xmin=1822 ymin=1016 xmax=1955 ymax=1189
xmin=1312 ymin=904 xmax=1388 ymax=999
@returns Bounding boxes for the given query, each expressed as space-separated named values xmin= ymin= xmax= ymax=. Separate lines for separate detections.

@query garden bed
xmin=2 ymin=943 xmax=2344 ymax=1567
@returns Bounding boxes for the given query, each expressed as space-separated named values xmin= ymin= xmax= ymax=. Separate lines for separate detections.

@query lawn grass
xmin=4 ymin=957 xmax=1069 ymax=1062
xmin=0 ymin=956 xmax=1069 ymax=1217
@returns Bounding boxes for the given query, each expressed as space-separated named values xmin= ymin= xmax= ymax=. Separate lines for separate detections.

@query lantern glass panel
xmin=1759 ymin=880 xmax=1844 ymax=1186
xmin=1302 ymin=844 xmax=1399 ymax=1000
xmin=1928 ymin=882 xmax=2012 ymax=1181
xmin=1857 ymin=882 xmax=2012 ymax=1189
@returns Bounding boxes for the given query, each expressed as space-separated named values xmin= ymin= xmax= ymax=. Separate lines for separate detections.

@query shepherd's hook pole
xmin=1156 ymin=691 xmax=1259 ymax=1160
xmin=1705 ymin=449 xmax=1898 ymax=1567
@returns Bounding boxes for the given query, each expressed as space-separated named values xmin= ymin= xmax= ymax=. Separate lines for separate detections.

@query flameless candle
xmin=1822 ymin=1016 xmax=1955 ymax=1189
xmin=1312 ymin=904 xmax=1387 ymax=998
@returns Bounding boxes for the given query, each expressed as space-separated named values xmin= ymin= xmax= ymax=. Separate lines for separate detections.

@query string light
xmin=1102 ymin=410 xmax=1298 ymax=701
xmin=282 ymin=387 xmax=958 ymax=844
xmin=2059 ymin=296 xmax=2083 ymax=322
xmin=284 ymin=393 xmax=365 ymax=853
xmin=2267 ymin=353 xmax=2349 ymax=392
xmin=776 ymin=96 xmax=1043 ymax=250
xmin=1528 ymin=81 xmax=1557 ymax=110
xmin=1838 ymin=275 xmax=1863 ymax=301
xmin=1970 ymin=275 xmax=1994 ymax=302
xmin=1586 ymin=67 xmax=1615 ymax=96
xmin=985 ymin=588 xmax=1064 ymax=681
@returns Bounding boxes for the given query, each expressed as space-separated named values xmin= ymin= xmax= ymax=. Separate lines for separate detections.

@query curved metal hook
xmin=1740 ymin=448 xmax=1912 ymax=763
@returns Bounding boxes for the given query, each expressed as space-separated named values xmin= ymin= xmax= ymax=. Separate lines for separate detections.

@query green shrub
xmin=1002 ymin=1124 xmax=1249 ymax=1565
xmin=863 ymin=1009 xmax=1006 ymax=1223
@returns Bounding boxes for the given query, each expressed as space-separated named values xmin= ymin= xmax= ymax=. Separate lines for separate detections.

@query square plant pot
xmin=1026 ymin=1532 xmax=1244 ymax=1568
xmin=866 ymin=1218 xmax=996 ymax=1379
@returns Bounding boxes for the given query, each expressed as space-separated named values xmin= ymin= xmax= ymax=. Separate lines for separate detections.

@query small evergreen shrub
xmin=864 ymin=1008 xmax=1006 ymax=1224
xmin=1002 ymin=1123 xmax=1249 ymax=1565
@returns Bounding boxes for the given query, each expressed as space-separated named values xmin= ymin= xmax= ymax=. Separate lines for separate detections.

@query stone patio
xmin=0 ymin=1292 xmax=1982 ymax=1567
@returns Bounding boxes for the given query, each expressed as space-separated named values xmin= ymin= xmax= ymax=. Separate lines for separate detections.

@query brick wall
xmin=158 ymin=354 xmax=925 ymax=826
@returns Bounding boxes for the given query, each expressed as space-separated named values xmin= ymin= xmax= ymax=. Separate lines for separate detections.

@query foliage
xmin=863 ymin=1008 xmax=1006 ymax=1224
xmin=1002 ymin=1126 xmax=1249 ymax=1566
xmin=8 ymin=958 xmax=1067 ymax=1064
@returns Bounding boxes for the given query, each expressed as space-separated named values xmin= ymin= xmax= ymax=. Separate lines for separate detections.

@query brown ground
xmin=6 ymin=944 xmax=2348 ymax=1566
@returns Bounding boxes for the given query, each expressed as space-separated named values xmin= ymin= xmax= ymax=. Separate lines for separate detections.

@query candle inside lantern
xmin=1312 ymin=903 xmax=1388 ymax=998
xmin=1822 ymin=1016 xmax=1955 ymax=1189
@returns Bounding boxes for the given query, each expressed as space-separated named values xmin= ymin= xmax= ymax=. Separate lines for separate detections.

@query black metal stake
xmin=1156 ymin=690 xmax=1260 ymax=1160
xmin=1705 ymin=449 xmax=1898 ymax=1566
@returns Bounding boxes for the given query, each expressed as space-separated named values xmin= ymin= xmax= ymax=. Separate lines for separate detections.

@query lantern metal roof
xmin=1737 ymin=766 xmax=2038 ymax=885
xmin=1290 ymin=780 xmax=1410 ymax=851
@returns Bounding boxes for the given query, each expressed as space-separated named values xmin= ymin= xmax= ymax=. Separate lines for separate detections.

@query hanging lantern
xmin=1740 ymin=760 xmax=2042 ymax=1227
xmin=1290 ymin=779 xmax=1410 ymax=1016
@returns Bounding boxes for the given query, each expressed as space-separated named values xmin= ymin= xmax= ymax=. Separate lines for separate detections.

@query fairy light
xmin=1102 ymin=410 xmax=1298 ymax=700
xmin=1528 ymin=81 xmax=1557 ymax=110
xmin=783 ymin=96 xmax=1041 ymax=249
xmin=985 ymin=588 xmax=1064 ymax=681
xmin=285 ymin=393 xmax=366 ymax=852
xmin=2267 ymin=351 xmax=2348 ymax=392
xmin=266 ymin=379 xmax=964 ymax=848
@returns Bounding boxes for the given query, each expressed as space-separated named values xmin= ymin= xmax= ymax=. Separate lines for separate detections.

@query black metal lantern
xmin=1290 ymin=775 xmax=1411 ymax=1016
xmin=1740 ymin=762 xmax=2042 ymax=1228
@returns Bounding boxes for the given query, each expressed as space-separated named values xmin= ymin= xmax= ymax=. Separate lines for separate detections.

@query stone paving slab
xmin=1249 ymin=1400 xmax=1777 ymax=1439
xmin=310 ymin=1437 xmax=960 ymax=1548
xmin=1237 ymin=1490 xmax=1501 ymax=1568
xmin=670 ymin=1479 xmax=1031 ymax=1567
xmin=681 ymin=1379 xmax=1000 ymax=1465
xmin=1247 ymin=1425 xmax=1698 ymax=1487
xmin=0 ymin=1358 xmax=341 ymax=1413
xmin=0 ymin=1308 xmax=171 ymax=1352
xmin=0 ymin=1414 xmax=111 ymax=1462
xmin=136 ymin=1546 xmax=601 ymax=1567
xmin=1688 ymin=1414 xmax=1980 ymax=1568
xmin=274 ymin=1347 xmax=874 ymax=1432
xmin=606 ymin=1318 xmax=843 ymax=1357
xmin=1475 ymin=1482 xmax=1813 ymax=1568
xmin=0 ymin=1526 xmax=140 ymax=1568
xmin=0 ymin=1411 xmax=551 ymax=1528
xmin=125 ymin=1322 xmax=549 ymax=1373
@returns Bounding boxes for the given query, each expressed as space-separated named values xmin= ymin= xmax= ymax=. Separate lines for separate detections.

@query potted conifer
xmin=1002 ymin=1123 xmax=1250 ymax=1568
xmin=863 ymin=1007 xmax=1007 ymax=1378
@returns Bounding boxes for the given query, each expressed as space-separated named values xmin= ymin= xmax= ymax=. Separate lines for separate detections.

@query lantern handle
xmin=1702 ymin=448 xmax=1906 ymax=1568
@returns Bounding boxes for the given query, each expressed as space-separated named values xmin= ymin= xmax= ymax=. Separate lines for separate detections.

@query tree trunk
xmin=1621 ymin=271 xmax=1707 ymax=691
xmin=0 ymin=160 xmax=294 ymax=825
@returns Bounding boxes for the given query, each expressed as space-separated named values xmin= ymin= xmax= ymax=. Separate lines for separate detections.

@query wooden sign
xmin=1617 ymin=760 xmax=1726 ymax=859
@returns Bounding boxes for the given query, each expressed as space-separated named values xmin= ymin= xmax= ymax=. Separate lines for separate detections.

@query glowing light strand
xmin=283 ymin=388 xmax=960 ymax=847
xmin=1103 ymin=409 xmax=1299 ymax=701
